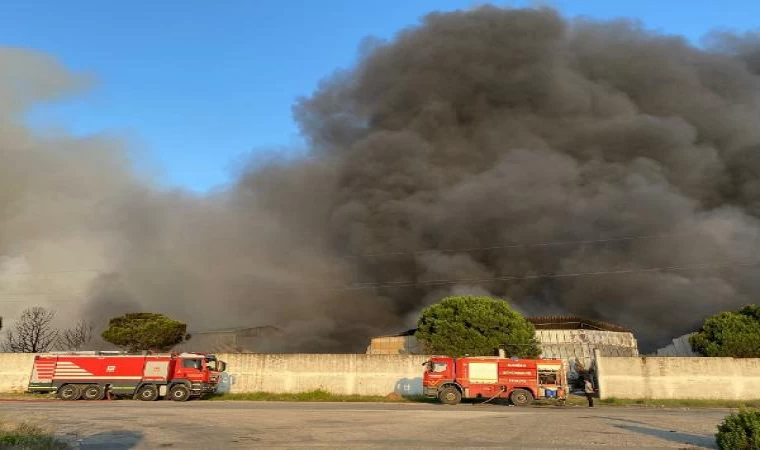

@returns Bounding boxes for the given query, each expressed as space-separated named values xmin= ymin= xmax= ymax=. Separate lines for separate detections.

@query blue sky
xmin=2 ymin=0 xmax=758 ymax=192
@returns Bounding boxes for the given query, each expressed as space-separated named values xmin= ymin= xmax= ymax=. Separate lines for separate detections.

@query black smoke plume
xmin=2 ymin=6 xmax=760 ymax=351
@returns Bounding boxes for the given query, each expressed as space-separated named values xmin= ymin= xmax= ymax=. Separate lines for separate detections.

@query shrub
xmin=716 ymin=408 xmax=760 ymax=449
xmin=0 ymin=419 xmax=67 ymax=449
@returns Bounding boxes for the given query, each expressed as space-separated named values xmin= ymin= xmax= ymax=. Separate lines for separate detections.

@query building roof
xmin=382 ymin=316 xmax=632 ymax=337
xmin=527 ymin=316 xmax=632 ymax=333
xmin=189 ymin=326 xmax=284 ymax=336
xmin=375 ymin=329 xmax=417 ymax=338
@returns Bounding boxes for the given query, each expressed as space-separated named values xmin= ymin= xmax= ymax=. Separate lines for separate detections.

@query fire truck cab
xmin=423 ymin=355 xmax=567 ymax=406
xmin=28 ymin=351 xmax=227 ymax=402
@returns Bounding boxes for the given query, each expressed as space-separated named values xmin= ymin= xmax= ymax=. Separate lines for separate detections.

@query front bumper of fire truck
xmin=191 ymin=382 xmax=219 ymax=395
xmin=423 ymin=386 xmax=439 ymax=398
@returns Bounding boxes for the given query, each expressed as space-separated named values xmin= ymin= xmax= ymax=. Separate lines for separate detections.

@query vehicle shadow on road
xmin=76 ymin=430 xmax=143 ymax=450
xmin=612 ymin=424 xmax=716 ymax=449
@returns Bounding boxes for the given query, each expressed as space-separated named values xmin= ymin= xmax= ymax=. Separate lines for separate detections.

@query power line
xmin=0 ymin=259 xmax=756 ymax=303
xmin=0 ymin=269 xmax=104 ymax=277
xmin=0 ymin=231 xmax=717 ymax=277
xmin=349 ymin=231 xmax=703 ymax=258
xmin=0 ymin=294 xmax=49 ymax=303
xmin=1 ymin=254 xmax=757 ymax=301
xmin=338 ymin=258 xmax=760 ymax=291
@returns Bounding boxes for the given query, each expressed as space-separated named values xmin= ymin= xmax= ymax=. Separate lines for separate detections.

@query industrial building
xmin=655 ymin=333 xmax=698 ymax=356
xmin=365 ymin=315 xmax=639 ymax=379
xmin=173 ymin=326 xmax=283 ymax=353
xmin=365 ymin=329 xmax=422 ymax=355
xmin=529 ymin=316 xmax=639 ymax=376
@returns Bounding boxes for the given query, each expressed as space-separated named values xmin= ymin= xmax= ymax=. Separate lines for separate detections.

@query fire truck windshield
xmin=205 ymin=358 xmax=226 ymax=372
xmin=431 ymin=362 xmax=447 ymax=372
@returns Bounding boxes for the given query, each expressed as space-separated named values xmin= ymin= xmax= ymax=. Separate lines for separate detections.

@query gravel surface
xmin=0 ymin=400 xmax=728 ymax=449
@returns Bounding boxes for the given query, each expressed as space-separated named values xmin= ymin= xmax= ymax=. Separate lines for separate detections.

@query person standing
xmin=584 ymin=378 xmax=594 ymax=407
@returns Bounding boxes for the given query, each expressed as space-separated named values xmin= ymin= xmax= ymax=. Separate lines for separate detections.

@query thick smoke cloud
xmin=3 ymin=7 xmax=760 ymax=351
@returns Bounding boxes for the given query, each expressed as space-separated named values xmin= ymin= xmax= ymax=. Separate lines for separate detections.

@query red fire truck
xmin=27 ymin=351 xmax=227 ymax=402
xmin=423 ymin=355 xmax=567 ymax=406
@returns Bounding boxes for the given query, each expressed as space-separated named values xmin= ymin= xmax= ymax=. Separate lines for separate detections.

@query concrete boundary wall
xmin=217 ymin=353 xmax=429 ymax=396
xmin=0 ymin=353 xmax=36 ymax=392
xmin=597 ymin=353 xmax=760 ymax=400
xmin=0 ymin=353 xmax=430 ymax=396
xmin=8 ymin=351 xmax=760 ymax=400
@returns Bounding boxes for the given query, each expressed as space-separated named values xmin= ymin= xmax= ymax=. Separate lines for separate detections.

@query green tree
xmin=101 ymin=313 xmax=190 ymax=352
xmin=690 ymin=305 xmax=760 ymax=357
xmin=415 ymin=296 xmax=540 ymax=357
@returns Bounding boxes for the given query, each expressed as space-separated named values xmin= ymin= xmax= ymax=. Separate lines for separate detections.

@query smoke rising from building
xmin=2 ymin=7 xmax=760 ymax=351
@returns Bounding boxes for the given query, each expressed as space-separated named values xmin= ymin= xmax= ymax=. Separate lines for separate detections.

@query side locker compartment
xmin=143 ymin=359 xmax=170 ymax=397
xmin=28 ymin=355 xmax=56 ymax=393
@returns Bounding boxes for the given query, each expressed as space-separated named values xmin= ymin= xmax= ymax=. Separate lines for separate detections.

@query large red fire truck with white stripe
xmin=27 ymin=351 xmax=227 ymax=402
xmin=423 ymin=355 xmax=567 ymax=406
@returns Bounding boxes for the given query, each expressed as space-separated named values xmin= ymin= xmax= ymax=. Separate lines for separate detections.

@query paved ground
xmin=0 ymin=400 xmax=728 ymax=449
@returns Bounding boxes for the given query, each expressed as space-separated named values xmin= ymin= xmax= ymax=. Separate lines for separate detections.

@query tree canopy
xmin=690 ymin=305 xmax=760 ymax=357
xmin=101 ymin=313 xmax=190 ymax=352
xmin=414 ymin=295 xmax=540 ymax=357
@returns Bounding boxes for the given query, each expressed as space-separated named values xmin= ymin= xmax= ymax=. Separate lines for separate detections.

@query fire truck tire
xmin=58 ymin=384 xmax=83 ymax=401
xmin=82 ymin=385 xmax=104 ymax=401
xmin=169 ymin=385 xmax=190 ymax=402
xmin=510 ymin=388 xmax=534 ymax=406
xmin=438 ymin=386 xmax=462 ymax=405
xmin=137 ymin=385 xmax=159 ymax=401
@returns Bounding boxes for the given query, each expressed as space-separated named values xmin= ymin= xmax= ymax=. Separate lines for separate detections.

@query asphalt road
xmin=0 ymin=400 xmax=728 ymax=449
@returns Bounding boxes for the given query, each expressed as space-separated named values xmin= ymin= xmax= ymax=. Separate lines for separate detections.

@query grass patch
xmin=0 ymin=393 xmax=55 ymax=401
xmin=599 ymin=397 xmax=760 ymax=409
xmin=207 ymin=389 xmax=434 ymax=403
xmin=0 ymin=418 xmax=67 ymax=449
xmin=209 ymin=391 xmax=759 ymax=408
xmin=9 ymin=389 xmax=749 ymax=409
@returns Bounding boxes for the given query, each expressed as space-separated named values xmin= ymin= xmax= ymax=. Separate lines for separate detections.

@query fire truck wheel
xmin=58 ymin=384 xmax=83 ymax=401
xmin=82 ymin=385 xmax=104 ymax=401
xmin=438 ymin=386 xmax=462 ymax=405
xmin=510 ymin=388 xmax=534 ymax=406
xmin=169 ymin=385 xmax=190 ymax=402
xmin=137 ymin=385 xmax=159 ymax=401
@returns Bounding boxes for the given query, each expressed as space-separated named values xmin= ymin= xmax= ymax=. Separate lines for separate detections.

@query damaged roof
xmin=527 ymin=316 xmax=632 ymax=333
xmin=382 ymin=315 xmax=632 ymax=337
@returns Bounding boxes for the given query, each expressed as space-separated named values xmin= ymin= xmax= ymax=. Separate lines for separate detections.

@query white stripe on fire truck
xmin=54 ymin=363 xmax=94 ymax=375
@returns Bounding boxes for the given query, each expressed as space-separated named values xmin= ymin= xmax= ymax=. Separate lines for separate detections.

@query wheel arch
xmin=439 ymin=382 xmax=463 ymax=393
xmin=169 ymin=379 xmax=192 ymax=388
xmin=508 ymin=386 xmax=536 ymax=397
